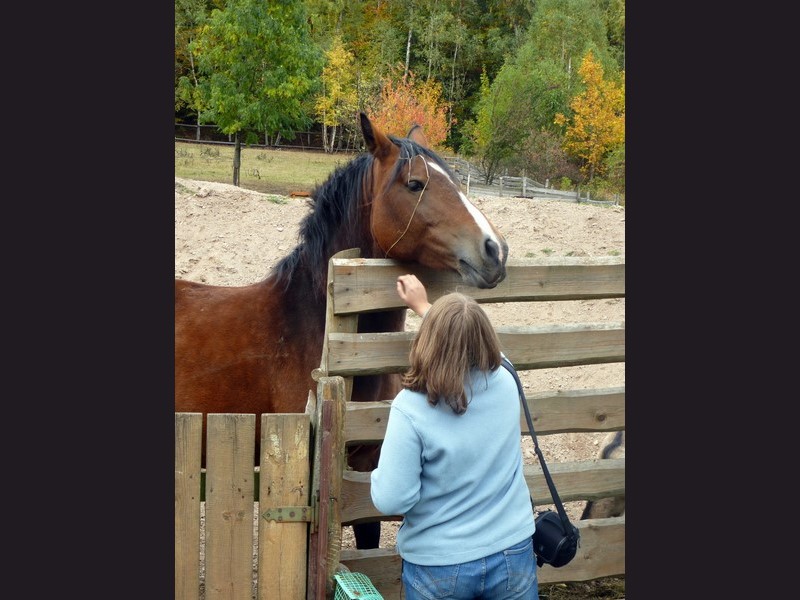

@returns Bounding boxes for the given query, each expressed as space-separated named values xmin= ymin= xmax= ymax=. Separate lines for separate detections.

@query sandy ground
xmin=174 ymin=176 xmax=625 ymax=552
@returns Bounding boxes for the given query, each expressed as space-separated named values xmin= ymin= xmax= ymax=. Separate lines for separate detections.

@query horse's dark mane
xmin=271 ymin=136 xmax=455 ymax=297
xmin=271 ymin=152 xmax=371 ymax=295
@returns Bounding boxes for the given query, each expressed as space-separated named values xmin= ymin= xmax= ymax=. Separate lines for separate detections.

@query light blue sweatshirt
xmin=370 ymin=363 xmax=535 ymax=565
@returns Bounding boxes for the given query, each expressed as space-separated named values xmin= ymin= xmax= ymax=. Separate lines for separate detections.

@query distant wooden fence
xmin=444 ymin=156 xmax=620 ymax=205
xmin=313 ymin=250 xmax=625 ymax=597
xmin=175 ymin=251 xmax=625 ymax=599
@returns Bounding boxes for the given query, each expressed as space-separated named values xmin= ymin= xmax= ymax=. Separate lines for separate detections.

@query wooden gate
xmin=175 ymin=411 xmax=312 ymax=600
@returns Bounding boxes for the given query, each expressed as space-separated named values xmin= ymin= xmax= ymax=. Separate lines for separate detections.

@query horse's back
xmin=175 ymin=278 xmax=318 ymax=417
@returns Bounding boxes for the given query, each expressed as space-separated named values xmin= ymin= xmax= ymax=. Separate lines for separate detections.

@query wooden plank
xmin=525 ymin=459 xmax=625 ymax=505
xmin=314 ymin=248 xmax=360 ymax=404
xmin=338 ymin=459 xmax=624 ymax=523
xmin=519 ymin=387 xmax=625 ymax=434
xmin=320 ymin=379 xmax=346 ymax=597
xmin=500 ymin=323 xmax=625 ymax=370
xmin=205 ymin=414 xmax=256 ymax=600
xmin=175 ymin=413 xmax=203 ymax=600
xmin=326 ymin=323 xmax=625 ymax=376
xmin=330 ymin=257 xmax=624 ymax=314
xmin=310 ymin=378 xmax=348 ymax=600
xmin=318 ymin=248 xmax=361 ymax=375
xmin=342 ymin=388 xmax=624 ymax=443
xmin=257 ymin=413 xmax=310 ymax=600
xmin=307 ymin=390 xmax=324 ymax=600
xmin=338 ymin=516 xmax=624 ymax=594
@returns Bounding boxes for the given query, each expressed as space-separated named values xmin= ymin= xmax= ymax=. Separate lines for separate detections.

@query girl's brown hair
xmin=402 ymin=292 xmax=502 ymax=414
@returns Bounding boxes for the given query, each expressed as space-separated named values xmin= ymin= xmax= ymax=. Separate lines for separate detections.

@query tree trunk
xmin=449 ymin=42 xmax=459 ymax=138
xmin=189 ymin=51 xmax=201 ymax=142
xmin=405 ymin=24 xmax=413 ymax=81
xmin=233 ymin=132 xmax=241 ymax=187
xmin=329 ymin=126 xmax=337 ymax=153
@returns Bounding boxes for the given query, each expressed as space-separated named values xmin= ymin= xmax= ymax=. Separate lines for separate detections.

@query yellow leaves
xmin=554 ymin=51 xmax=625 ymax=179
xmin=315 ymin=36 xmax=358 ymax=127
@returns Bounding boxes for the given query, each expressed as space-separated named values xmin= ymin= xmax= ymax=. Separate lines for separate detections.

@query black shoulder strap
xmin=501 ymin=357 xmax=573 ymax=529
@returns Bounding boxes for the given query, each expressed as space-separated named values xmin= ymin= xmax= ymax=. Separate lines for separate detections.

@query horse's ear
xmin=360 ymin=112 xmax=393 ymax=161
xmin=407 ymin=123 xmax=429 ymax=148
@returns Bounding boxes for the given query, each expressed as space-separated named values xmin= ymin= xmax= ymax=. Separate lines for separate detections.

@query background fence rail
xmin=174 ymin=128 xmax=620 ymax=204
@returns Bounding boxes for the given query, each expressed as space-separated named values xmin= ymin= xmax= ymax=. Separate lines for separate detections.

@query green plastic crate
xmin=333 ymin=572 xmax=384 ymax=600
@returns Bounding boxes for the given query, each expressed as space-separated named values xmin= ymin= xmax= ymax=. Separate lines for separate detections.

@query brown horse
xmin=175 ymin=112 xmax=509 ymax=548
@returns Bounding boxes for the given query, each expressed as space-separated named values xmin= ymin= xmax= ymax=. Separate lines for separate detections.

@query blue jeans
xmin=401 ymin=537 xmax=538 ymax=600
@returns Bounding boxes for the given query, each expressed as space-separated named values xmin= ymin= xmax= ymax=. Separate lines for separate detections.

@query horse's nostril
xmin=485 ymin=238 xmax=499 ymax=262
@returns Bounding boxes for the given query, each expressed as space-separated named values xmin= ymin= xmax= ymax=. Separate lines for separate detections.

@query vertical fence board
xmin=321 ymin=380 xmax=346 ymax=595
xmin=205 ymin=414 xmax=256 ymax=600
xmin=175 ymin=413 xmax=203 ymax=600
xmin=258 ymin=413 xmax=311 ymax=600
xmin=307 ymin=392 xmax=325 ymax=600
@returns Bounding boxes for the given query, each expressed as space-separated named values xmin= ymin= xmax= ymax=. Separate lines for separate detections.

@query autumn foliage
xmin=370 ymin=67 xmax=450 ymax=150
xmin=554 ymin=51 xmax=625 ymax=181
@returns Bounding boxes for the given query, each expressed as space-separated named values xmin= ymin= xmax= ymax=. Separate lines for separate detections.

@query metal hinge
xmin=261 ymin=505 xmax=314 ymax=523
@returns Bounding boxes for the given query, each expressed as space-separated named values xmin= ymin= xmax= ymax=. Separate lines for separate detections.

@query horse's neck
xmin=331 ymin=200 xmax=381 ymax=260
xmin=266 ymin=270 xmax=327 ymax=337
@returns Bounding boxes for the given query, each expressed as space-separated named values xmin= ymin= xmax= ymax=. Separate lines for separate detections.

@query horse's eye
xmin=407 ymin=180 xmax=424 ymax=193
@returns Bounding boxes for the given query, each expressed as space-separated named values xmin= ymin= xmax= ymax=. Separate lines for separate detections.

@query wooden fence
xmin=445 ymin=156 xmax=620 ymax=204
xmin=313 ymin=250 xmax=625 ymax=597
xmin=175 ymin=251 xmax=625 ymax=599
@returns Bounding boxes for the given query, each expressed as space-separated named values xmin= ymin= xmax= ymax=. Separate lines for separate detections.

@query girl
xmin=370 ymin=274 xmax=537 ymax=600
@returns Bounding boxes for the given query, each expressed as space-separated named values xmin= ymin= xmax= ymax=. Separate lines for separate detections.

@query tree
xmin=554 ymin=50 xmax=624 ymax=181
xmin=370 ymin=66 xmax=449 ymax=150
xmin=175 ymin=0 xmax=211 ymax=139
xmin=528 ymin=0 xmax=614 ymax=81
xmin=185 ymin=0 xmax=322 ymax=185
xmin=462 ymin=0 xmax=623 ymax=184
xmin=464 ymin=55 xmax=569 ymax=185
xmin=315 ymin=36 xmax=358 ymax=153
xmin=600 ymin=0 xmax=625 ymax=68
xmin=462 ymin=67 xmax=523 ymax=183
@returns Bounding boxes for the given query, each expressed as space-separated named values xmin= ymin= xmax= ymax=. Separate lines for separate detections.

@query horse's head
xmin=360 ymin=112 xmax=508 ymax=289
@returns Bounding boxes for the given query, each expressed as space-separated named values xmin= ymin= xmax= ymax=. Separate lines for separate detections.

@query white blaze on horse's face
xmin=379 ymin=154 xmax=509 ymax=288
xmin=425 ymin=159 xmax=506 ymax=265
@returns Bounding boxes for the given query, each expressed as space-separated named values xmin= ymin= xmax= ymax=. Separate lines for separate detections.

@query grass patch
xmin=175 ymin=141 xmax=356 ymax=196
